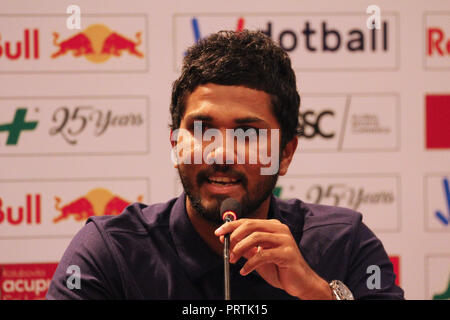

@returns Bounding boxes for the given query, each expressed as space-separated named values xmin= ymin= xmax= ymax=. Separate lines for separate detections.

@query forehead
xmin=183 ymin=83 xmax=278 ymax=125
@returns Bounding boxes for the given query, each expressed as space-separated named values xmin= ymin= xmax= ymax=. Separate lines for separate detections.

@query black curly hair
xmin=170 ymin=30 xmax=301 ymax=149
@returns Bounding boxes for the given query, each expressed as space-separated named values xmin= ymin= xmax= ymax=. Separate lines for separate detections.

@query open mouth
xmin=206 ymin=176 xmax=241 ymax=186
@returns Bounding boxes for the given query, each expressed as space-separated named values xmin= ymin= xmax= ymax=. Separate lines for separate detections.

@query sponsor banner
xmin=177 ymin=175 xmax=400 ymax=232
xmin=274 ymin=174 xmax=400 ymax=232
xmin=0 ymin=262 xmax=58 ymax=300
xmin=299 ymin=93 xmax=399 ymax=152
xmin=424 ymin=12 xmax=450 ymax=69
xmin=0 ymin=14 xmax=147 ymax=73
xmin=173 ymin=13 xmax=398 ymax=71
xmin=0 ymin=178 xmax=148 ymax=239
xmin=0 ymin=96 xmax=149 ymax=155
xmin=426 ymin=255 xmax=450 ymax=300
xmin=424 ymin=173 xmax=450 ymax=231
xmin=389 ymin=255 xmax=400 ymax=286
xmin=425 ymin=95 xmax=450 ymax=149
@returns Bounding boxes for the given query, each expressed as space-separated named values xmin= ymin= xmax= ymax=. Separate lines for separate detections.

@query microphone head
xmin=220 ymin=198 xmax=242 ymax=222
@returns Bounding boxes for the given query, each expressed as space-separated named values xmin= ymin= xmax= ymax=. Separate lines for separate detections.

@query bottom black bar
xmin=0 ymin=300 xmax=445 ymax=318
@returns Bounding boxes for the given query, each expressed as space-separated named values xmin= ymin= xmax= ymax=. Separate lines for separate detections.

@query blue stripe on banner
xmin=192 ymin=17 xmax=201 ymax=43
xmin=435 ymin=211 xmax=449 ymax=225
xmin=443 ymin=177 xmax=450 ymax=215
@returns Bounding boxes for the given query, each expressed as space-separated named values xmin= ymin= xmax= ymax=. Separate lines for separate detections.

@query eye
xmin=187 ymin=121 xmax=210 ymax=132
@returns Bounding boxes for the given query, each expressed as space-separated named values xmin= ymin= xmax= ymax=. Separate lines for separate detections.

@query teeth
xmin=208 ymin=177 xmax=238 ymax=183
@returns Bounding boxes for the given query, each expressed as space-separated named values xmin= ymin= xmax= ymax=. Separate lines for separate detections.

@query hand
xmin=215 ymin=218 xmax=333 ymax=300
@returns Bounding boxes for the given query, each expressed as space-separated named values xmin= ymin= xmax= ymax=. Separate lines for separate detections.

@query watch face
xmin=331 ymin=280 xmax=355 ymax=300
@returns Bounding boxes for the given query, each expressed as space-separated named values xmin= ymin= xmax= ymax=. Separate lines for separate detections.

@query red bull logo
xmin=53 ymin=188 xmax=143 ymax=223
xmin=51 ymin=24 xmax=143 ymax=63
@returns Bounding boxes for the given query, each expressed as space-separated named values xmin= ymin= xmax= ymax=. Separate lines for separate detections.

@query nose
xmin=204 ymin=129 xmax=237 ymax=165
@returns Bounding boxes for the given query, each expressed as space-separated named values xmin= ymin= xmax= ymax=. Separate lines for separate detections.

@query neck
xmin=185 ymin=196 xmax=271 ymax=256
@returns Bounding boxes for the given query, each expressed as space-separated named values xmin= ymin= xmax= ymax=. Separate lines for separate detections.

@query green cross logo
xmin=0 ymin=108 xmax=38 ymax=145
xmin=273 ymin=186 xmax=283 ymax=197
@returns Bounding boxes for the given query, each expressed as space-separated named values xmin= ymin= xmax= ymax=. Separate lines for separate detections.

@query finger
xmin=230 ymin=246 xmax=258 ymax=264
xmin=214 ymin=219 xmax=247 ymax=236
xmin=215 ymin=218 xmax=287 ymax=237
xmin=228 ymin=220 xmax=289 ymax=252
xmin=231 ymin=232 xmax=289 ymax=263
xmin=240 ymin=247 xmax=281 ymax=276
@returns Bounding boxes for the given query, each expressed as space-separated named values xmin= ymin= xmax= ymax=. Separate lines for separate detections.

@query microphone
xmin=220 ymin=198 xmax=241 ymax=300
xmin=221 ymin=197 xmax=241 ymax=223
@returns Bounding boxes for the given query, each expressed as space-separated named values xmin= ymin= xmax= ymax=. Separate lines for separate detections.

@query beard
xmin=177 ymin=163 xmax=279 ymax=225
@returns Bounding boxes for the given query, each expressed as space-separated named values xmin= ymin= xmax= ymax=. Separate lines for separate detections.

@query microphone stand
xmin=220 ymin=199 xmax=241 ymax=301
xmin=224 ymin=217 xmax=232 ymax=300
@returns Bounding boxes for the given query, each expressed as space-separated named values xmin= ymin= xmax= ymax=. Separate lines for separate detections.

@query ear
xmin=170 ymin=129 xmax=178 ymax=168
xmin=278 ymin=136 xmax=298 ymax=176
xmin=170 ymin=129 xmax=176 ymax=148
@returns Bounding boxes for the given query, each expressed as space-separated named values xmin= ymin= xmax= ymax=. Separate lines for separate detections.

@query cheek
xmin=234 ymin=135 xmax=273 ymax=166
xmin=173 ymin=131 xmax=203 ymax=165
xmin=179 ymin=163 xmax=200 ymax=177
xmin=178 ymin=164 xmax=199 ymax=190
xmin=241 ymin=164 xmax=263 ymax=183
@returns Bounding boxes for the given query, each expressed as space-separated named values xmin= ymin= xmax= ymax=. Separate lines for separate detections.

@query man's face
xmin=173 ymin=83 xmax=292 ymax=224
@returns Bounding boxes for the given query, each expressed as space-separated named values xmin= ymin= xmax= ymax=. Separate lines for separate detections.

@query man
xmin=47 ymin=30 xmax=404 ymax=300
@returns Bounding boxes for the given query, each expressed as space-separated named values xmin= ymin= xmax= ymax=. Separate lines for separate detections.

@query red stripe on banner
xmin=426 ymin=95 xmax=450 ymax=149
xmin=389 ymin=256 xmax=400 ymax=286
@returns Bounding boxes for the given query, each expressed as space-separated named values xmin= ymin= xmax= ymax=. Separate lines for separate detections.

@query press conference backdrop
xmin=0 ymin=0 xmax=449 ymax=300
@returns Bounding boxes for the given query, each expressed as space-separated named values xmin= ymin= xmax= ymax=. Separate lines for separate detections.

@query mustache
xmin=196 ymin=164 xmax=248 ymax=188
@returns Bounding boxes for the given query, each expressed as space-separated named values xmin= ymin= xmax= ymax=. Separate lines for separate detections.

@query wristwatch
xmin=329 ymin=280 xmax=354 ymax=300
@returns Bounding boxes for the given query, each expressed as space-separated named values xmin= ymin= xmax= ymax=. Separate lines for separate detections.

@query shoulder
xmin=275 ymin=197 xmax=364 ymax=258
xmin=87 ymin=196 xmax=179 ymax=236
xmin=302 ymin=202 xmax=362 ymax=229
xmin=275 ymin=197 xmax=364 ymax=270
xmin=47 ymin=196 xmax=180 ymax=299
xmin=299 ymin=202 xmax=363 ymax=262
xmin=275 ymin=197 xmax=404 ymax=299
xmin=275 ymin=196 xmax=362 ymax=235
xmin=297 ymin=201 xmax=363 ymax=251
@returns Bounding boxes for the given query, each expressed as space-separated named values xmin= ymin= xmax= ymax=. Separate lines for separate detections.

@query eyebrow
xmin=185 ymin=114 xmax=269 ymax=127
xmin=185 ymin=114 xmax=213 ymax=123
xmin=234 ymin=117 xmax=268 ymax=126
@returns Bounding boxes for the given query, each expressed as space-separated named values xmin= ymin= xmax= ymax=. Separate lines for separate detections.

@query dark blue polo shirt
xmin=46 ymin=193 xmax=404 ymax=299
